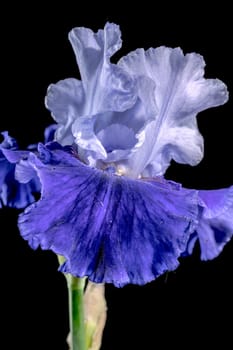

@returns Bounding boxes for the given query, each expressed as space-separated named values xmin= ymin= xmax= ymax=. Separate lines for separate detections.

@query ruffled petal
xmin=69 ymin=22 xmax=137 ymax=114
xmin=18 ymin=144 xmax=198 ymax=286
xmin=69 ymin=22 xmax=122 ymax=87
xmin=46 ymin=23 xmax=138 ymax=151
xmin=185 ymin=187 xmax=233 ymax=260
xmin=45 ymin=78 xmax=85 ymax=145
xmin=119 ymin=47 xmax=228 ymax=176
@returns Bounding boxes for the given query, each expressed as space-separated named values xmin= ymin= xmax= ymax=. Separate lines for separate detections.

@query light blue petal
xmin=97 ymin=124 xmax=137 ymax=153
xmin=69 ymin=22 xmax=137 ymax=116
xmin=73 ymin=113 xmax=140 ymax=165
xmin=45 ymin=78 xmax=84 ymax=145
xmin=46 ymin=23 xmax=138 ymax=150
xmin=72 ymin=75 xmax=157 ymax=167
xmin=68 ymin=22 xmax=122 ymax=88
xmin=71 ymin=115 xmax=108 ymax=162
xmin=119 ymin=47 xmax=228 ymax=176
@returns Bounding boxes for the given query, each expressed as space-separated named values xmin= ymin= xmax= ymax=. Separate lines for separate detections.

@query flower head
xmin=14 ymin=23 xmax=232 ymax=286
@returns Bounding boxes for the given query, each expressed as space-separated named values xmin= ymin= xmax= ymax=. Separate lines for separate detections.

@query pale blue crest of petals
xmin=45 ymin=23 xmax=157 ymax=169
xmin=45 ymin=22 xmax=228 ymax=177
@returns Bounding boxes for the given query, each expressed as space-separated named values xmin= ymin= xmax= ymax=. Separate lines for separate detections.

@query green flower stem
xmin=67 ymin=275 xmax=87 ymax=350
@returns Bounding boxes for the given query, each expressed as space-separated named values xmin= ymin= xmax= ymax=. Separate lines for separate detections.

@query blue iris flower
xmin=5 ymin=23 xmax=233 ymax=286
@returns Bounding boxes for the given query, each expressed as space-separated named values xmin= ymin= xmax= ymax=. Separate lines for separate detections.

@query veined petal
xmin=18 ymin=144 xmax=198 ymax=287
xmin=185 ymin=187 xmax=233 ymax=260
xmin=119 ymin=47 xmax=228 ymax=176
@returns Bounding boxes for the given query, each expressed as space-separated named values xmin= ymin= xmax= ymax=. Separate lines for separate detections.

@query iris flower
xmin=14 ymin=23 xmax=232 ymax=287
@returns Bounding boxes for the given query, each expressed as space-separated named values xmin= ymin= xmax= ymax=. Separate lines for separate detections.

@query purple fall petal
xmin=18 ymin=145 xmax=198 ymax=286
xmin=0 ymin=132 xmax=40 ymax=208
xmin=185 ymin=187 xmax=233 ymax=260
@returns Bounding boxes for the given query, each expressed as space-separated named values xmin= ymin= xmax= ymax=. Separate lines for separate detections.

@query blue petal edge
xmin=185 ymin=187 xmax=233 ymax=260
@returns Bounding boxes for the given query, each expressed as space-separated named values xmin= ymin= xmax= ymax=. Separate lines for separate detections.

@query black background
xmin=1 ymin=4 xmax=233 ymax=350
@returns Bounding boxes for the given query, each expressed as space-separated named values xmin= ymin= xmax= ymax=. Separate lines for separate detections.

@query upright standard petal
xmin=45 ymin=22 xmax=138 ymax=161
xmin=119 ymin=47 xmax=228 ymax=176
xmin=18 ymin=144 xmax=198 ymax=287
xmin=186 ymin=187 xmax=233 ymax=260
xmin=69 ymin=22 xmax=122 ymax=90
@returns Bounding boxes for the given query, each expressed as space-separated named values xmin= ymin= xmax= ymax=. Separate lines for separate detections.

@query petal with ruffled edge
xmin=119 ymin=47 xmax=228 ymax=177
xmin=69 ymin=22 xmax=136 ymax=113
xmin=185 ymin=187 xmax=233 ymax=260
xmin=45 ymin=79 xmax=85 ymax=146
xmin=46 ymin=23 xmax=138 ymax=152
xmin=18 ymin=144 xmax=198 ymax=287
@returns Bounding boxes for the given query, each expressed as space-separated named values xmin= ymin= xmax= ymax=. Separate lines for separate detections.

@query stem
xmin=67 ymin=275 xmax=86 ymax=350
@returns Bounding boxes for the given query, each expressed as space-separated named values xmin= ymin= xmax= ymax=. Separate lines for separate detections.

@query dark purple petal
xmin=18 ymin=145 xmax=198 ymax=286
xmin=0 ymin=155 xmax=14 ymax=208
xmin=185 ymin=187 xmax=233 ymax=260
xmin=0 ymin=132 xmax=40 ymax=208
xmin=1 ymin=148 xmax=29 ymax=163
